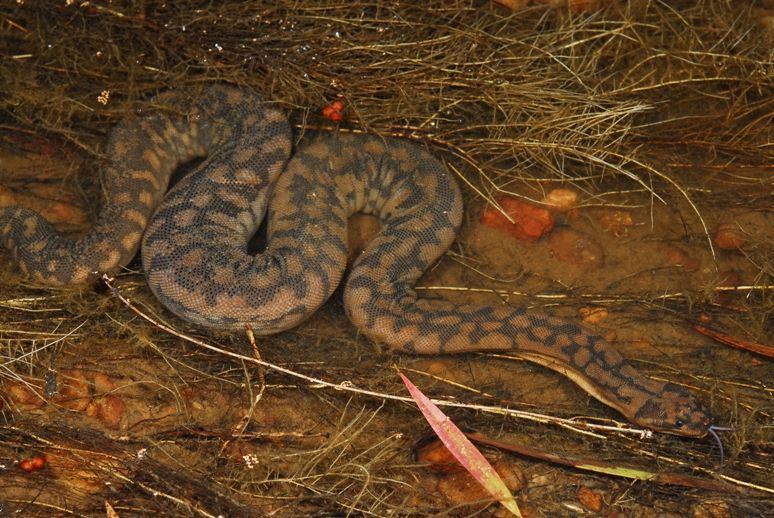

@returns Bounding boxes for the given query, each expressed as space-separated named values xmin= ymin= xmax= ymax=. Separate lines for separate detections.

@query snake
xmin=0 ymin=84 xmax=714 ymax=438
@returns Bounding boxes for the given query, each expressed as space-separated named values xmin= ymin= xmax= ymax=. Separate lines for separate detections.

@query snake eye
xmin=674 ymin=419 xmax=685 ymax=428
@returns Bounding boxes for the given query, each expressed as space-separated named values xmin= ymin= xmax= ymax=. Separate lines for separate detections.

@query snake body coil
xmin=0 ymin=85 xmax=712 ymax=437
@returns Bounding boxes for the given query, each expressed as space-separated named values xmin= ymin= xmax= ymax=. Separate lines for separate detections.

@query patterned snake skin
xmin=0 ymin=85 xmax=713 ymax=437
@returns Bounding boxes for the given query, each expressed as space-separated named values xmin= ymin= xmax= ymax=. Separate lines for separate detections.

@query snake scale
xmin=0 ymin=85 xmax=713 ymax=437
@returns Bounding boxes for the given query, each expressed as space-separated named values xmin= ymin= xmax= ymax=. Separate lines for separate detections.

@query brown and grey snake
xmin=0 ymin=85 xmax=716 ymax=439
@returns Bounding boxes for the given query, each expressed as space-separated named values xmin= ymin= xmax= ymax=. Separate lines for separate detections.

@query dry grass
xmin=0 ymin=0 xmax=772 ymax=515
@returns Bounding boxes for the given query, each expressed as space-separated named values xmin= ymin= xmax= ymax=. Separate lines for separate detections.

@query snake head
xmin=634 ymin=383 xmax=712 ymax=438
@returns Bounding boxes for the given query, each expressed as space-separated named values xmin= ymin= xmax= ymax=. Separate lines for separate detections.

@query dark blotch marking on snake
xmin=0 ymin=85 xmax=713 ymax=437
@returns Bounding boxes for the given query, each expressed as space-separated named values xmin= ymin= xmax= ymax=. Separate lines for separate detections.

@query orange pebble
xmin=30 ymin=455 xmax=46 ymax=470
xmin=322 ymin=100 xmax=345 ymax=122
xmin=480 ymin=196 xmax=554 ymax=241
xmin=542 ymin=188 xmax=578 ymax=212
xmin=597 ymin=210 xmax=634 ymax=236
xmin=661 ymin=244 xmax=700 ymax=272
xmin=414 ymin=438 xmax=462 ymax=474
xmin=577 ymin=485 xmax=603 ymax=512
xmin=53 ymin=369 xmax=90 ymax=412
xmin=322 ymin=105 xmax=343 ymax=122
xmin=94 ymin=395 xmax=126 ymax=430
xmin=714 ymin=224 xmax=746 ymax=250
xmin=580 ymin=307 xmax=608 ymax=325
xmin=5 ymin=380 xmax=44 ymax=409
xmin=547 ymin=228 xmax=605 ymax=269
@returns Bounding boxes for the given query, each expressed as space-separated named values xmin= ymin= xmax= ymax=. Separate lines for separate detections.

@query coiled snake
xmin=0 ymin=85 xmax=714 ymax=438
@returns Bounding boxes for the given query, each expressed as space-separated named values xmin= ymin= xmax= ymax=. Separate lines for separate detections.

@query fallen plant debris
xmin=691 ymin=322 xmax=774 ymax=359
xmin=401 ymin=372 xmax=522 ymax=515
xmin=463 ymin=432 xmax=757 ymax=495
xmin=1 ymin=0 xmax=771 ymax=515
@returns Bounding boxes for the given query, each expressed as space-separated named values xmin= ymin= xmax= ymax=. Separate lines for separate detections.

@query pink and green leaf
xmin=399 ymin=372 xmax=522 ymax=516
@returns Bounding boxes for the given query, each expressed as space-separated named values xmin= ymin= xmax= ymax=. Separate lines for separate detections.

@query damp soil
xmin=0 ymin=135 xmax=771 ymax=516
xmin=0 ymin=1 xmax=772 ymax=515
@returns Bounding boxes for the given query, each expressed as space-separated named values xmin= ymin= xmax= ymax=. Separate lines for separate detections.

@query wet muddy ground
xmin=1 ymin=1 xmax=772 ymax=515
xmin=1 ymin=134 xmax=771 ymax=516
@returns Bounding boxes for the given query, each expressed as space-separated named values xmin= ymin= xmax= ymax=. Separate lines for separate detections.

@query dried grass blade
xmin=465 ymin=432 xmax=753 ymax=494
xmin=691 ymin=323 xmax=774 ymax=359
